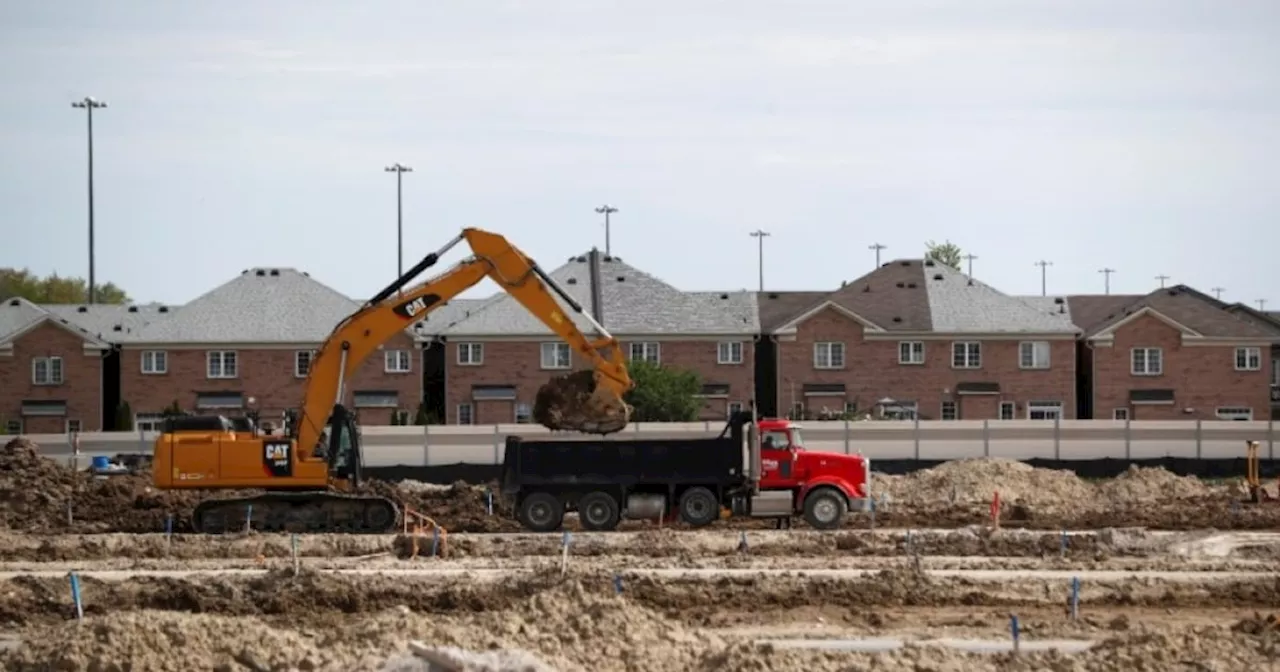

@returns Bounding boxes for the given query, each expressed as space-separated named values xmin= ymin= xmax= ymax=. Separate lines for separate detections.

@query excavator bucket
xmin=534 ymin=370 xmax=632 ymax=435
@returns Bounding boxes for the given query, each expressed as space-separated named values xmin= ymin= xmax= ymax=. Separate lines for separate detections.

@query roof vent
xmin=77 ymin=306 xmax=88 ymax=313
xmin=616 ymin=276 xmax=625 ymax=282
xmin=1053 ymin=297 xmax=1065 ymax=305
xmin=767 ymin=293 xmax=778 ymax=299
xmin=907 ymin=283 xmax=917 ymax=289
xmin=933 ymin=274 xmax=944 ymax=281
xmin=255 ymin=269 xmax=266 ymax=276
xmin=719 ymin=293 xmax=728 ymax=299
xmin=7 ymin=299 xmax=18 ymax=306
xmin=1059 ymin=304 xmax=1066 ymax=314
xmin=924 ymin=259 xmax=935 ymax=267
xmin=892 ymin=316 xmax=902 ymax=323
xmin=967 ymin=279 xmax=974 ymax=287
xmin=241 ymin=269 xmax=249 ymax=275
xmin=302 ymin=272 xmax=309 ymax=277
xmin=269 ymin=269 xmax=280 ymax=277
xmin=158 ymin=306 xmax=169 ymax=313
xmin=895 ymin=282 xmax=905 ymax=288
xmin=899 ymin=261 xmax=910 ymax=267
xmin=113 ymin=325 xmax=122 ymax=331
xmin=603 ymin=255 xmax=614 ymax=262
xmin=566 ymin=278 xmax=578 ymax=285
xmin=1166 ymin=289 xmax=1177 ymax=296
xmin=576 ymin=255 xmax=587 ymax=263
xmin=862 ymin=285 xmax=870 ymax=292
xmin=127 ymin=306 xmax=138 ymax=313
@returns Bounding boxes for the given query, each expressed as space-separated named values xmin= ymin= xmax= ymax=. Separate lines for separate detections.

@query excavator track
xmin=192 ymin=491 xmax=400 ymax=534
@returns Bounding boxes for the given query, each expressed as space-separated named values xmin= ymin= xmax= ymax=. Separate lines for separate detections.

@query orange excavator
xmin=150 ymin=228 xmax=634 ymax=533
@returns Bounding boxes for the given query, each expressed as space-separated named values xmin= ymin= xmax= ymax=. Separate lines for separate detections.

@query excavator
xmin=150 ymin=228 xmax=634 ymax=534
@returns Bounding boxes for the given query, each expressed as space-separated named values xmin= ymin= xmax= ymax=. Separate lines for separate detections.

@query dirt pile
xmin=1097 ymin=464 xmax=1212 ymax=502
xmin=876 ymin=458 xmax=1096 ymax=508
xmin=532 ymin=369 xmax=630 ymax=434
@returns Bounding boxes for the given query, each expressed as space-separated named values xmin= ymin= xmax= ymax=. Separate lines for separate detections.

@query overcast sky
xmin=2 ymin=1 xmax=1276 ymax=308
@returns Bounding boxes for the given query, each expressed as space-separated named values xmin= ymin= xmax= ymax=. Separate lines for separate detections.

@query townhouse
xmin=1068 ymin=287 xmax=1278 ymax=421
xmin=1223 ymin=305 xmax=1280 ymax=418
xmin=428 ymin=251 xmax=760 ymax=424
xmin=762 ymin=259 xmax=1081 ymax=420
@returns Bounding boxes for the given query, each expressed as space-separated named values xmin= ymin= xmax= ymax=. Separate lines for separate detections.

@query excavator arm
xmin=293 ymin=227 xmax=633 ymax=458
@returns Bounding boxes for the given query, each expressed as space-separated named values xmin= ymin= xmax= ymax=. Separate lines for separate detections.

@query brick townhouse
xmin=1223 ymin=305 xmax=1280 ymax=418
xmin=1068 ymin=285 xmax=1278 ymax=421
xmin=116 ymin=267 xmax=423 ymax=429
xmin=430 ymin=252 xmax=760 ymax=425
xmin=763 ymin=259 xmax=1081 ymax=420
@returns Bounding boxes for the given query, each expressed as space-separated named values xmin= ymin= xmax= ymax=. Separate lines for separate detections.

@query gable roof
xmin=1222 ymin=303 xmax=1280 ymax=336
xmin=757 ymin=291 xmax=828 ymax=332
xmin=441 ymin=252 xmax=759 ymax=337
xmin=43 ymin=303 xmax=177 ymax=343
xmin=1065 ymin=295 xmax=1144 ymax=333
xmin=1080 ymin=285 xmax=1277 ymax=341
xmin=0 ymin=298 xmax=111 ymax=349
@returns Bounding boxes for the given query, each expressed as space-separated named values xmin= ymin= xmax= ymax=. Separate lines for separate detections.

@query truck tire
xmin=517 ymin=492 xmax=564 ymax=533
xmin=803 ymin=488 xmax=847 ymax=530
xmin=678 ymin=487 xmax=719 ymax=527
xmin=578 ymin=491 xmax=621 ymax=531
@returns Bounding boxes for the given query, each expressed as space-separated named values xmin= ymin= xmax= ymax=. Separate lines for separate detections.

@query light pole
xmin=868 ymin=243 xmax=886 ymax=268
xmin=595 ymin=205 xmax=618 ymax=255
xmin=1034 ymin=260 xmax=1053 ymax=296
xmin=384 ymin=163 xmax=413 ymax=276
xmin=749 ymin=229 xmax=770 ymax=291
xmin=1098 ymin=268 xmax=1115 ymax=295
xmin=71 ymin=96 xmax=106 ymax=304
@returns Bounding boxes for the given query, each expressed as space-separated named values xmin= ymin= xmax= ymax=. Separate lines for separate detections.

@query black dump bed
xmin=500 ymin=414 xmax=753 ymax=494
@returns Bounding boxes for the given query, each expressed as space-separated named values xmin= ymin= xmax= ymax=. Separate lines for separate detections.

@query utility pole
xmin=1211 ymin=287 xmax=1225 ymax=300
xmin=869 ymin=243 xmax=886 ymax=268
xmin=1098 ymin=268 xmax=1115 ymax=295
xmin=749 ymin=229 xmax=770 ymax=291
xmin=1155 ymin=274 xmax=1170 ymax=289
xmin=962 ymin=253 xmax=977 ymax=277
xmin=595 ymin=205 xmax=618 ymax=256
xmin=384 ymin=163 xmax=413 ymax=276
xmin=1260 ymin=299 xmax=1269 ymax=311
xmin=71 ymin=96 xmax=107 ymax=304
xmin=1034 ymin=260 xmax=1052 ymax=297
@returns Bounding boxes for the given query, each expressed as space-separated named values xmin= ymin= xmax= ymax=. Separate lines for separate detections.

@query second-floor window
xmin=813 ymin=342 xmax=845 ymax=369
xmin=1019 ymin=341 xmax=1050 ymax=369
xmin=899 ymin=341 xmax=924 ymax=365
xmin=457 ymin=342 xmax=483 ymax=365
xmin=141 ymin=350 xmax=167 ymax=374
xmin=207 ymin=351 xmax=237 ymax=379
xmin=952 ymin=342 xmax=981 ymax=369
xmin=541 ymin=342 xmax=571 ymax=369
xmin=32 ymin=356 xmax=64 ymax=385
xmin=718 ymin=341 xmax=744 ymax=364
xmin=628 ymin=342 xmax=660 ymax=363
xmin=1131 ymin=347 xmax=1162 ymax=376
xmin=1235 ymin=347 xmax=1261 ymax=371
xmin=295 ymin=350 xmax=314 ymax=378
xmin=384 ymin=350 xmax=412 ymax=373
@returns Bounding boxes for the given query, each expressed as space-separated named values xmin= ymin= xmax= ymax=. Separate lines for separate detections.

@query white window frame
xmin=31 ymin=356 xmax=65 ymax=385
xmin=294 ymin=350 xmax=315 ymax=378
xmin=1235 ymin=347 xmax=1262 ymax=371
xmin=813 ymin=342 xmax=845 ymax=369
xmin=1018 ymin=341 xmax=1051 ymax=370
xmin=999 ymin=402 xmax=1015 ymax=420
xmin=898 ymin=341 xmax=925 ymax=365
xmin=1130 ymin=347 xmax=1162 ymax=376
xmin=206 ymin=351 xmax=238 ymax=379
xmin=456 ymin=403 xmax=474 ymax=425
xmin=4 ymin=419 xmax=22 ymax=434
xmin=1273 ymin=357 xmax=1280 ymax=386
xmin=628 ymin=342 xmax=661 ymax=364
xmin=384 ymin=349 xmax=412 ymax=373
xmin=514 ymin=402 xmax=532 ymax=424
xmin=951 ymin=342 xmax=981 ymax=369
xmin=135 ymin=412 xmax=165 ymax=433
xmin=1113 ymin=408 xmax=1129 ymax=420
xmin=940 ymin=400 xmax=957 ymax=420
xmin=66 ymin=419 xmax=82 ymax=434
xmin=141 ymin=350 xmax=168 ymax=375
xmin=541 ymin=342 xmax=571 ymax=370
xmin=727 ymin=401 xmax=744 ymax=416
xmin=457 ymin=342 xmax=483 ymax=366
xmin=1215 ymin=407 xmax=1253 ymax=421
xmin=717 ymin=341 xmax=744 ymax=365
xmin=1027 ymin=401 xmax=1063 ymax=421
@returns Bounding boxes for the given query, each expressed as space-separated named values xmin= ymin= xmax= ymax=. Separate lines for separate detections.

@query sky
xmin=1 ymin=0 xmax=1277 ymax=308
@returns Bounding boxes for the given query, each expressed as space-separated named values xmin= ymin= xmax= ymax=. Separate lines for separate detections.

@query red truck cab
xmin=751 ymin=417 xmax=870 ymax=528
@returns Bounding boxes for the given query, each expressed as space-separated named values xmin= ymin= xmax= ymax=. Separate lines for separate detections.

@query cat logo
xmin=401 ymin=297 xmax=429 ymax=317
xmin=392 ymin=293 xmax=441 ymax=319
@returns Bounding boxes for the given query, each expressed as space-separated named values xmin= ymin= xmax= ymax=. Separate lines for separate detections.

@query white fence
xmin=16 ymin=419 xmax=1278 ymax=467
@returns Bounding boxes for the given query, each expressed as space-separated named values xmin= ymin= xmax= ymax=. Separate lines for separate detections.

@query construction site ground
xmin=2 ymin=438 xmax=1279 ymax=670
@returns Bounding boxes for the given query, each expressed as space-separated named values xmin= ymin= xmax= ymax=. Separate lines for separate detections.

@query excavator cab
xmin=323 ymin=403 xmax=364 ymax=489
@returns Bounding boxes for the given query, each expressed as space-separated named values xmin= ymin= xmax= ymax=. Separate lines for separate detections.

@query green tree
xmin=0 ymin=267 xmax=130 ymax=304
xmin=115 ymin=401 xmax=134 ymax=431
xmin=413 ymin=401 xmax=437 ymax=425
xmin=623 ymin=360 xmax=702 ymax=422
xmin=162 ymin=400 xmax=184 ymax=418
xmin=924 ymin=240 xmax=963 ymax=271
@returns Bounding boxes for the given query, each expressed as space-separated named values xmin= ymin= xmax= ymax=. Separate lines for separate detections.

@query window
xmin=457 ymin=403 xmax=474 ymax=425
xmin=1273 ymin=358 xmax=1280 ymax=386
xmin=1019 ymin=341 xmax=1051 ymax=369
xmin=727 ymin=401 xmax=744 ymax=416
xmin=628 ymin=342 xmax=660 ymax=363
xmin=384 ymin=350 xmax=412 ymax=373
xmin=1113 ymin=408 xmax=1129 ymax=420
xmin=294 ymin=350 xmax=314 ymax=378
xmin=207 ymin=351 xmax=237 ymax=379
xmin=717 ymin=341 xmax=744 ymax=365
xmin=141 ymin=350 xmax=167 ymax=375
xmin=940 ymin=401 xmax=957 ymax=420
xmin=1235 ymin=347 xmax=1262 ymax=371
xmin=1131 ymin=347 xmax=1162 ymax=376
xmin=4 ymin=420 xmax=21 ymax=434
xmin=1027 ymin=401 xmax=1063 ymax=420
xmin=457 ymin=342 xmax=483 ymax=366
xmin=1216 ymin=407 xmax=1253 ymax=421
xmin=135 ymin=413 xmax=165 ymax=433
xmin=31 ymin=356 xmax=64 ymax=385
xmin=813 ymin=342 xmax=845 ymax=369
xmin=66 ymin=419 xmax=82 ymax=433
xmin=898 ymin=341 xmax=925 ymax=365
xmin=951 ymin=342 xmax=981 ymax=369
xmin=541 ymin=343 xmax=571 ymax=369
xmin=999 ymin=402 xmax=1015 ymax=420
xmin=514 ymin=403 xmax=532 ymax=423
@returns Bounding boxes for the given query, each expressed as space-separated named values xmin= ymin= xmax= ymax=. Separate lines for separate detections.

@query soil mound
xmin=890 ymin=458 xmax=1095 ymax=507
xmin=1098 ymin=464 xmax=1212 ymax=502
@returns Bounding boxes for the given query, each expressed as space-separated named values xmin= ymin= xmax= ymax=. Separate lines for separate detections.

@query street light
xmin=384 ymin=163 xmax=413 ymax=276
xmin=595 ymin=205 xmax=618 ymax=255
xmin=71 ymin=96 xmax=107 ymax=304
xmin=749 ymin=230 xmax=771 ymax=291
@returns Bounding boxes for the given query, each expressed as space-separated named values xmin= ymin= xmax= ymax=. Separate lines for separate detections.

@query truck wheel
xmin=517 ymin=492 xmax=564 ymax=533
xmin=578 ymin=491 xmax=620 ymax=531
xmin=803 ymin=488 xmax=847 ymax=530
xmin=678 ymin=487 xmax=719 ymax=527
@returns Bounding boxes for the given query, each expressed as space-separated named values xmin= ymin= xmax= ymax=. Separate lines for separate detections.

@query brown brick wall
xmin=443 ymin=338 xmax=756 ymax=424
xmin=119 ymin=332 xmax=421 ymax=424
xmin=776 ymin=307 xmax=1076 ymax=419
xmin=1091 ymin=313 xmax=1272 ymax=420
xmin=0 ymin=322 xmax=103 ymax=433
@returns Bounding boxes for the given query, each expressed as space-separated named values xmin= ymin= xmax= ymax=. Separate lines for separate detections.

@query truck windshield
xmin=789 ymin=429 xmax=806 ymax=449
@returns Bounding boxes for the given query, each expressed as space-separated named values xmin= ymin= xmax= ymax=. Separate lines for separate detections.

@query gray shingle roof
xmin=925 ymin=263 xmax=1079 ymax=334
xmin=1080 ymin=285 xmax=1277 ymax=340
xmin=43 ymin=303 xmax=176 ymax=343
xmin=0 ymin=298 xmax=111 ymax=347
xmin=413 ymin=298 xmax=489 ymax=336
xmin=442 ymin=253 xmax=759 ymax=336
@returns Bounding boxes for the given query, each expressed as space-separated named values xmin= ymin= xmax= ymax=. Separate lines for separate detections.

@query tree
xmin=623 ymin=360 xmax=703 ymax=422
xmin=115 ymin=401 xmax=134 ymax=431
xmin=924 ymin=240 xmax=963 ymax=271
xmin=0 ymin=267 xmax=130 ymax=304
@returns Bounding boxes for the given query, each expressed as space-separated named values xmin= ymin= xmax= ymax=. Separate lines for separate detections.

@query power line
xmin=868 ymin=243 xmax=886 ymax=268
xmin=1155 ymin=274 xmax=1170 ymax=288
xmin=749 ymin=230 xmax=771 ymax=291
xmin=594 ymin=205 xmax=618 ymax=256
xmin=1098 ymin=268 xmax=1115 ymax=295
xmin=1034 ymin=260 xmax=1053 ymax=297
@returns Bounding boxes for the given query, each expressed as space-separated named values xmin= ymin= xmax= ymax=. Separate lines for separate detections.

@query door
xmin=759 ymin=429 xmax=797 ymax=486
